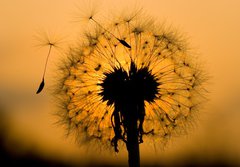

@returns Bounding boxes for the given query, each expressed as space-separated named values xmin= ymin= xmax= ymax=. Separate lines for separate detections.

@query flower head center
xmin=99 ymin=61 xmax=159 ymax=106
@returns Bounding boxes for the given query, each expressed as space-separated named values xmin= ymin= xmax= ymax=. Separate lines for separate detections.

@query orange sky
xmin=0 ymin=0 xmax=240 ymax=166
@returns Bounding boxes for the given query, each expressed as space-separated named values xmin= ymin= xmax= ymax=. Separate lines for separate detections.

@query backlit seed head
xmin=53 ymin=10 xmax=208 ymax=152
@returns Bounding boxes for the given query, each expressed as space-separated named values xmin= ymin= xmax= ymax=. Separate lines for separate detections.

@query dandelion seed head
xmin=53 ymin=9 xmax=208 ymax=152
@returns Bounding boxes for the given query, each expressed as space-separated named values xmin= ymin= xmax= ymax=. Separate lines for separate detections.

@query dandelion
xmin=51 ymin=10 xmax=208 ymax=167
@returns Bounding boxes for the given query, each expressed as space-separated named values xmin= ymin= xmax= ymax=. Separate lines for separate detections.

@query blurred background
xmin=0 ymin=0 xmax=240 ymax=166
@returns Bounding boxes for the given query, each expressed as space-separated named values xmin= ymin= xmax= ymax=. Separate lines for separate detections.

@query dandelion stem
xmin=125 ymin=104 xmax=141 ymax=167
xmin=126 ymin=116 xmax=140 ymax=167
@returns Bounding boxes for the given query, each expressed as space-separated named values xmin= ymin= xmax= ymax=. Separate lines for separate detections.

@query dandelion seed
xmin=35 ymin=30 xmax=65 ymax=94
xmin=88 ymin=16 xmax=131 ymax=49
xmin=72 ymin=0 xmax=101 ymax=23
xmin=52 ymin=9 xmax=208 ymax=167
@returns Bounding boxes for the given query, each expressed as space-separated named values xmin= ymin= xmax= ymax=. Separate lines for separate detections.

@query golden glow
xmin=1 ymin=0 xmax=240 ymax=166
xmin=54 ymin=10 xmax=207 ymax=153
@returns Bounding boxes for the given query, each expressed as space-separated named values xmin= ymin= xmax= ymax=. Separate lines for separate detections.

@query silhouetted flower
xmin=53 ymin=10 xmax=208 ymax=154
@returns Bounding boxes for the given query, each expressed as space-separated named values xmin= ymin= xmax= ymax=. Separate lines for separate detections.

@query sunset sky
xmin=0 ymin=0 xmax=240 ymax=166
